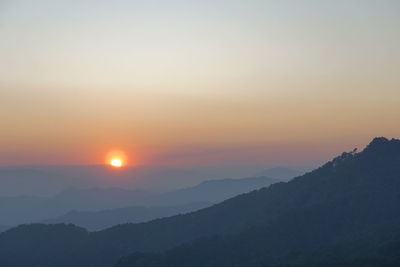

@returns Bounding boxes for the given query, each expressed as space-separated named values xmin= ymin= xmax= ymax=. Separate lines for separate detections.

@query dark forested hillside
xmin=1 ymin=137 xmax=400 ymax=267
xmin=117 ymin=137 xmax=400 ymax=266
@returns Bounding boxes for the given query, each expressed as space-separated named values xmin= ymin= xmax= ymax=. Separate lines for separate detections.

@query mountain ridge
xmin=0 ymin=174 xmax=284 ymax=226
xmin=0 ymin=137 xmax=399 ymax=267
xmin=116 ymin=137 xmax=400 ymax=266
xmin=41 ymin=202 xmax=212 ymax=231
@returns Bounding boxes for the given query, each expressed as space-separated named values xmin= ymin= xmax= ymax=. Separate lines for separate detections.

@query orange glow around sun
xmin=106 ymin=150 xmax=127 ymax=168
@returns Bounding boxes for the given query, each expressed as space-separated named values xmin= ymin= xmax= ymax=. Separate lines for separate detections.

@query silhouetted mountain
xmin=1 ymin=137 xmax=399 ymax=267
xmin=117 ymin=137 xmax=400 ymax=266
xmin=253 ymin=166 xmax=304 ymax=180
xmin=42 ymin=202 xmax=212 ymax=231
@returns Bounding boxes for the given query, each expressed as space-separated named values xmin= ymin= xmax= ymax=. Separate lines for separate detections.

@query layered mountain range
xmin=0 ymin=137 xmax=399 ymax=267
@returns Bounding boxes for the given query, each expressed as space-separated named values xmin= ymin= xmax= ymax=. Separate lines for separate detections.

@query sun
xmin=110 ymin=158 xmax=123 ymax=168
xmin=106 ymin=150 xmax=128 ymax=168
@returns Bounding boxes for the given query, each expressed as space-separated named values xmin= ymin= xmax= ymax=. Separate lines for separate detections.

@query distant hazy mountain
xmin=0 ymin=165 xmax=208 ymax=196
xmin=0 ymin=188 xmax=154 ymax=225
xmin=0 ymin=164 xmax=298 ymax=196
xmin=0 ymin=168 xmax=75 ymax=197
xmin=0 ymin=225 xmax=9 ymax=233
xmin=1 ymin=138 xmax=399 ymax=267
xmin=42 ymin=202 xmax=212 ymax=231
xmin=0 ymin=195 xmax=55 ymax=225
xmin=149 ymin=176 xmax=282 ymax=205
xmin=253 ymin=166 xmax=304 ymax=180
xmin=0 ymin=175 xmax=283 ymax=226
xmin=52 ymin=187 xmax=154 ymax=211
xmin=38 ymin=176 xmax=280 ymax=230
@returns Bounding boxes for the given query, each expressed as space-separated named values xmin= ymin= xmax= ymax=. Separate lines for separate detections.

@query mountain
xmin=0 ymin=165 xmax=284 ymax=196
xmin=0 ymin=195 xmax=62 ymax=225
xmin=0 ymin=188 xmax=154 ymax=226
xmin=119 ymin=223 xmax=400 ymax=267
xmin=0 ymin=225 xmax=9 ymax=233
xmin=38 ymin=176 xmax=280 ymax=230
xmin=42 ymin=202 xmax=212 ymax=231
xmin=0 ymin=168 xmax=74 ymax=196
xmin=1 ymin=137 xmax=399 ymax=267
xmin=253 ymin=166 xmax=304 ymax=180
xmin=146 ymin=176 xmax=282 ymax=205
xmin=0 ymin=175 xmax=282 ymax=226
xmin=116 ymin=137 xmax=400 ymax=266
xmin=52 ymin=187 xmax=154 ymax=211
xmin=0 ymin=165 xmax=206 ymax=196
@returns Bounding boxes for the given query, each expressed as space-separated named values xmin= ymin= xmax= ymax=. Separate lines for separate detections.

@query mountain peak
xmin=367 ymin=136 xmax=390 ymax=147
xmin=363 ymin=137 xmax=400 ymax=154
xmin=321 ymin=137 xmax=400 ymax=171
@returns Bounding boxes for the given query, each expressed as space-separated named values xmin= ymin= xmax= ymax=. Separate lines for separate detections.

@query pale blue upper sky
xmin=2 ymin=0 xmax=399 ymax=91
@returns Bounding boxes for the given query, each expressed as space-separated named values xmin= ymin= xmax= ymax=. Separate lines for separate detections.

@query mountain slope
xmin=117 ymin=137 xmax=400 ymax=266
xmin=0 ymin=137 xmax=399 ymax=267
xmin=119 ymin=221 xmax=400 ymax=267
xmin=253 ymin=166 xmax=303 ymax=180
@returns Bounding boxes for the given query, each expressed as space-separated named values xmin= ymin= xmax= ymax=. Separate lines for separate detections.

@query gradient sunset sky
xmin=1 ymin=0 xmax=399 ymax=166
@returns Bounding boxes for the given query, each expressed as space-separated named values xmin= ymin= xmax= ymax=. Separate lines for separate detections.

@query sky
xmin=0 ymin=0 xmax=399 ymax=167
